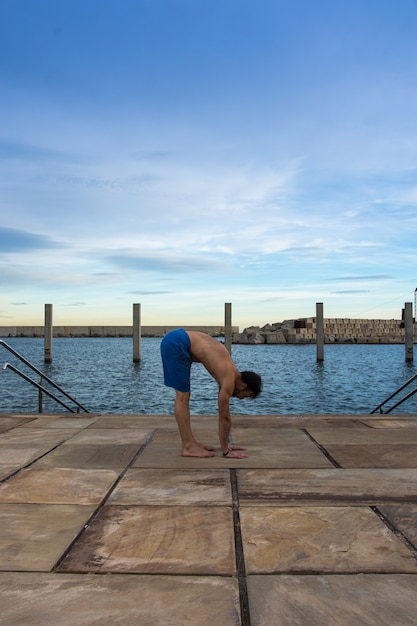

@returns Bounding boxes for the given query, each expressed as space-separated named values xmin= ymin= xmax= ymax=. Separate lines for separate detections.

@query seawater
xmin=1 ymin=337 xmax=416 ymax=415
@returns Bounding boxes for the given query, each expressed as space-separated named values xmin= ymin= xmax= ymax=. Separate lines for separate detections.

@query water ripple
xmin=1 ymin=338 xmax=416 ymax=415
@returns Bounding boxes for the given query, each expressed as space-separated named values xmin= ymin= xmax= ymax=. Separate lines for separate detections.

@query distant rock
xmin=233 ymin=330 xmax=266 ymax=344
xmin=232 ymin=317 xmax=410 ymax=344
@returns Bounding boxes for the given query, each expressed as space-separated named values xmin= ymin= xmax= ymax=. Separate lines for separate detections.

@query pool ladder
xmin=1 ymin=339 xmax=89 ymax=414
xmin=370 ymin=372 xmax=417 ymax=414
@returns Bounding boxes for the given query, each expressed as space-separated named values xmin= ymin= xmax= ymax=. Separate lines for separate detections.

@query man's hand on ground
xmin=223 ymin=444 xmax=248 ymax=458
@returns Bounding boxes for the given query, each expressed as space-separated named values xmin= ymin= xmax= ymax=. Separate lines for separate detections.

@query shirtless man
xmin=160 ymin=328 xmax=262 ymax=458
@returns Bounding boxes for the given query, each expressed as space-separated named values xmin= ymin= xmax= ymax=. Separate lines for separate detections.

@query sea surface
xmin=1 ymin=337 xmax=417 ymax=415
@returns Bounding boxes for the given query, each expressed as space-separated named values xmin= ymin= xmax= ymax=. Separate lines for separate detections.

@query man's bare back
xmin=187 ymin=331 xmax=238 ymax=389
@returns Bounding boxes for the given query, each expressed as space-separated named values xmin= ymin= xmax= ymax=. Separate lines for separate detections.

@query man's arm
xmin=218 ymin=387 xmax=247 ymax=458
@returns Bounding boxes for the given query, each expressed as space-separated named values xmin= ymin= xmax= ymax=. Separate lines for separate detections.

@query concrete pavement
xmin=0 ymin=412 xmax=417 ymax=625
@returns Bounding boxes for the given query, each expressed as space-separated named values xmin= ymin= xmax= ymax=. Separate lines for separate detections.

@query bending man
xmin=160 ymin=328 xmax=262 ymax=458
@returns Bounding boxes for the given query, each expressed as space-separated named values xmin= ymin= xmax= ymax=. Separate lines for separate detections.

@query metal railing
xmin=1 ymin=339 xmax=89 ymax=413
xmin=370 ymin=372 xmax=417 ymax=414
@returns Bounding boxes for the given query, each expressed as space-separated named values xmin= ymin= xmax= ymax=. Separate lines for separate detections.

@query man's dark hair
xmin=240 ymin=371 xmax=262 ymax=397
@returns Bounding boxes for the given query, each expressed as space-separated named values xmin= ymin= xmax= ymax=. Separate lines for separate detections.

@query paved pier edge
xmin=1 ymin=411 xmax=417 ymax=625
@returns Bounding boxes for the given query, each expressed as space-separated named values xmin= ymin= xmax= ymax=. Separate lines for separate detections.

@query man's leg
xmin=174 ymin=390 xmax=215 ymax=457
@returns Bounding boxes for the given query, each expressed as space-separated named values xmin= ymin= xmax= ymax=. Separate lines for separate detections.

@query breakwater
xmin=0 ymin=325 xmax=238 ymax=338
xmin=1 ymin=318 xmax=416 ymax=343
xmin=234 ymin=317 xmax=417 ymax=344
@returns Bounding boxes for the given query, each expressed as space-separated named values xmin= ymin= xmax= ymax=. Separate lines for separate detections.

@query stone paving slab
xmin=237 ymin=468 xmax=417 ymax=505
xmin=0 ymin=467 xmax=119 ymax=504
xmin=33 ymin=443 xmax=141 ymax=469
xmin=0 ymin=572 xmax=241 ymax=626
xmin=233 ymin=414 xmax=379 ymax=426
xmin=66 ymin=427 xmax=152 ymax=444
xmin=379 ymin=504 xmax=417 ymax=546
xmin=86 ymin=414 xmax=169 ymax=429
xmin=0 ymin=467 xmax=17 ymax=481
xmin=0 ymin=503 xmax=94 ymax=571
xmin=133 ymin=439 xmax=333 ymax=469
xmin=0 ymin=427 xmax=77 ymax=445
xmin=0 ymin=443 xmax=57 ymax=466
xmin=240 ymin=506 xmax=417 ymax=573
xmin=18 ymin=416 xmax=97 ymax=429
xmin=362 ymin=419 xmax=417 ymax=429
xmin=243 ymin=419 xmax=372 ymax=431
xmin=326 ymin=444 xmax=417 ymax=468
xmin=150 ymin=428 xmax=216 ymax=445
xmin=150 ymin=425 xmax=323 ymax=448
xmin=107 ymin=468 xmax=232 ymax=505
xmin=247 ymin=574 xmax=417 ymax=626
xmin=0 ymin=416 xmax=35 ymax=431
xmin=233 ymin=427 xmax=320 ymax=445
xmin=308 ymin=426 xmax=417 ymax=444
xmin=57 ymin=505 xmax=236 ymax=575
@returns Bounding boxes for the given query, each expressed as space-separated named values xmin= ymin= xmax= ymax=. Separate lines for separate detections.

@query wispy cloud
xmin=326 ymin=275 xmax=393 ymax=281
xmin=0 ymin=138 xmax=78 ymax=163
xmin=127 ymin=290 xmax=173 ymax=295
xmin=0 ymin=228 xmax=64 ymax=253
xmin=332 ymin=290 xmax=370 ymax=294
xmin=105 ymin=252 xmax=231 ymax=274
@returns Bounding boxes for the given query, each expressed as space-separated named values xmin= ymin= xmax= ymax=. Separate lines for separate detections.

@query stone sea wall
xmin=233 ymin=318 xmax=417 ymax=344
xmin=0 ymin=325 xmax=238 ymax=338
xmin=1 ymin=319 xmax=416 ymax=344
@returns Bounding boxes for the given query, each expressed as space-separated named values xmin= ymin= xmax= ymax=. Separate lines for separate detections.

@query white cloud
xmin=2 ymin=0 xmax=417 ymax=326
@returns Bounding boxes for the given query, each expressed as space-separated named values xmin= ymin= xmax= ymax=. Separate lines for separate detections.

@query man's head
xmin=234 ymin=370 xmax=262 ymax=399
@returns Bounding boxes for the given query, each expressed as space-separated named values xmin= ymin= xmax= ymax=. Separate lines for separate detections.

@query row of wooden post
xmin=43 ymin=301 xmax=414 ymax=364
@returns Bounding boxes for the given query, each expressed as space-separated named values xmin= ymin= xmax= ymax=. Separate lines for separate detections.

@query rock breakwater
xmin=233 ymin=317 xmax=417 ymax=344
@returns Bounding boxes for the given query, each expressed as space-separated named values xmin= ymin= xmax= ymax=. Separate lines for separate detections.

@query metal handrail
xmin=3 ymin=363 xmax=78 ymax=413
xmin=1 ymin=339 xmax=89 ymax=413
xmin=370 ymin=372 xmax=417 ymax=414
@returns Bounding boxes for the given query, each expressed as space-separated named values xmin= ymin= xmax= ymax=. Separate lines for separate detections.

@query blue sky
xmin=1 ymin=0 xmax=417 ymax=330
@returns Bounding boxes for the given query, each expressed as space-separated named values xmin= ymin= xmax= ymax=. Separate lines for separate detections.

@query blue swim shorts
xmin=160 ymin=328 xmax=192 ymax=392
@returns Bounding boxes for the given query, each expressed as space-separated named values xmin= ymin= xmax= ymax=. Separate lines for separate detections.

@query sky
xmin=1 ymin=0 xmax=417 ymax=331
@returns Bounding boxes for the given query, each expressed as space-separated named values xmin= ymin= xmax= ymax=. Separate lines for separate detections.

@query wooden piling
xmin=133 ymin=303 xmax=141 ymax=362
xmin=224 ymin=303 xmax=232 ymax=354
xmin=316 ymin=302 xmax=324 ymax=362
xmin=404 ymin=302 xmax=414 ymax=362
xmin=44 ymin=304 xmax=53 ymax=363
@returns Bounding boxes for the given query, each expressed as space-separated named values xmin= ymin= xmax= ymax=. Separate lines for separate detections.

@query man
xmin=160 ymin=328 xmax=262 ymax=458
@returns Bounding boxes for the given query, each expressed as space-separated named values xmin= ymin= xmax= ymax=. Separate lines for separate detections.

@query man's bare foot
xmin=182 ymin=443 xmax=215 ymax=458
